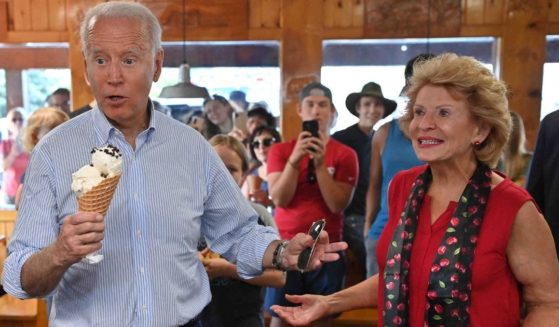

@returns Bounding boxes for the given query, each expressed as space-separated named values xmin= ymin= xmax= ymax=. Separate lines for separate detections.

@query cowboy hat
xmin=345 ymin=82 xmax=397 ymax=118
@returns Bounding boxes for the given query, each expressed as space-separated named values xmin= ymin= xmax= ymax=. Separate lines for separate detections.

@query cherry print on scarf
xmin=383 ymin=162 xmax=491 ymax=326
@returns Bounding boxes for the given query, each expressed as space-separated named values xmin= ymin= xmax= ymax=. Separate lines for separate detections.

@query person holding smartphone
xmin=266 ymin=82 xmax=359 ymax=327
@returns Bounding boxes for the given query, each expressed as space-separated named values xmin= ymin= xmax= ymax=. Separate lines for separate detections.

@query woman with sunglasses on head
xmin=1 ymin=108 xmax=30 ymax=205
xmin=243 ymin=126 xmax=282 ymax=209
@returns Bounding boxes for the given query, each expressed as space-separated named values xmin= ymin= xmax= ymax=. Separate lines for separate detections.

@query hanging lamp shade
xmin=159 ymin=63 xmax=210 ymax=98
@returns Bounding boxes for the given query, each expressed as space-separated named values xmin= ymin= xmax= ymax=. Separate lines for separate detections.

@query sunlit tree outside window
xmin=22 ymin=69 xmax=71 ymax=116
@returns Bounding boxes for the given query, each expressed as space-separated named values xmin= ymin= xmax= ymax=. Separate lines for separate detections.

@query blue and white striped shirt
xmin=3 ymin=106 xmax=278 ymax=326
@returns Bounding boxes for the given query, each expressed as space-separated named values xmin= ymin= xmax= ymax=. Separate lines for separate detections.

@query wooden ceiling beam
xmin=279 ymin=0 xmax=324 ymax=141
xmin=0 ymin=46 xmax=68 ymax=69
xmin=4 ymin=31 xmax=68 ymax=43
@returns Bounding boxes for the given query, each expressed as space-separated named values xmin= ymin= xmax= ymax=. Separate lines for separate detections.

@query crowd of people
xmin=1 ymin=2 xmax=559 ymax=327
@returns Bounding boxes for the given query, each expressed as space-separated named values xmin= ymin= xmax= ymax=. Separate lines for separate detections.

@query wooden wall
xmin=1 ymin=0 xmax=558 ymax=144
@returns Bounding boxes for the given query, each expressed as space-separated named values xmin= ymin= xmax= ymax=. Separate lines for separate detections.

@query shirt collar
xmin=91 ymin=100 xmax=157 ymax=144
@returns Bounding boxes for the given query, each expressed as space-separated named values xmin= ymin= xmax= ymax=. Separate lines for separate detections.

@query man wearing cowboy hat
xmin=364 ymin=55 xmax=430 ymax=277
xmin=332 ymin=82 xmax=396 ymax=277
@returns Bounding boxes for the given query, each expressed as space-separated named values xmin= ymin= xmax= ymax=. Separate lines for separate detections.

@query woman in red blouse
xmin=271 ymin=53 xmax=559 ymax=326
xmin=1 ymin=108 xmax=29 ymax=205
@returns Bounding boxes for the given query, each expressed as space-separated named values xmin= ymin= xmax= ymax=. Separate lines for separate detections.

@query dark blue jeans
xmin=365 ymin=237 xmax=379 ymax=278
xmin=343 ymin=213 xmax=366 ymax=278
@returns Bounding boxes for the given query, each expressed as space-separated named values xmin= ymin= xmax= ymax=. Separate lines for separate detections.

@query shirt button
xmin=136 ymin=230 xmax=141 ymax=238
xmin=134 ymin=192 xmax=139 ymax=200
xmin=140 ymin=267 xmax=145 ymax=274
xmin=142 ymin=304 xmax=147 ymax=311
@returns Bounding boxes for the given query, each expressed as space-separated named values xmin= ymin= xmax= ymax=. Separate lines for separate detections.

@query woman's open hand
xmin=271 ymin=294 xmax=329 ymax=326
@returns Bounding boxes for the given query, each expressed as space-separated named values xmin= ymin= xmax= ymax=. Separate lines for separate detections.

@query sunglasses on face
xmin=252 ymin=138 xmax=275 ymax=149
xmin=12 ymin=117 xmax=23 ymax=123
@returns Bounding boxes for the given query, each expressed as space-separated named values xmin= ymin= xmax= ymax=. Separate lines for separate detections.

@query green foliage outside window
xmin=23 ymin=69 xmax=71 ymax=116
xmin=0 ymin=69 xmax=70 ymax=118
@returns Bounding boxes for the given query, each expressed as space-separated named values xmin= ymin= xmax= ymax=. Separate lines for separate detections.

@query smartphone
xmin=302 ymin=120 xmax=319 ymax=138
xmin=297 ymin=219 xmax=326 ymax=271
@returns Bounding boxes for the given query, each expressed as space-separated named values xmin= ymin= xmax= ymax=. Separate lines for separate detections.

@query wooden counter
xmin=0 ymin=210 xmax=48 ymax=327
xmin=0 ymin=296 xmax=47 ymax=327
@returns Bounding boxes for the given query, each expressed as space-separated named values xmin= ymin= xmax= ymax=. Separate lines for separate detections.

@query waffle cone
xmin=77 ymin=174 xmax=121 ymax=216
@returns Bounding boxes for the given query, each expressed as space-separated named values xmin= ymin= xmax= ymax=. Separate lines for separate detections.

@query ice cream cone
xmin=77 ymin=174 xmax=121 ymax=216
xmin=73 ymin=144 xmax=123 ymax=264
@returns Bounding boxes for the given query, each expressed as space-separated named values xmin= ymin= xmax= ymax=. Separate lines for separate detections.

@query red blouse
xmin=377 ymin=165 xmax=533 ymax=327
xmin=1 ymin=139 xmax=29 ymax=198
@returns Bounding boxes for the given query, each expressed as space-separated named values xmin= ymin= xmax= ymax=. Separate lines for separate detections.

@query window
xmin=152 ymin=66 xmax=280 ymax=117
xmin=322 ymin=37 xmax=496 ymax=132
xmin=541 ymin=35 xmax=559 ymax=120
xmin=153 ymin=41 xmax=280 ymax=120
xmin=22 ymin=69 xmax=71 ymax=116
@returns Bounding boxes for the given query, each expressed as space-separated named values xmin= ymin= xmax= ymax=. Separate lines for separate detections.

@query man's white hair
xmin=80 ymin=2 xmax=162 ymax=57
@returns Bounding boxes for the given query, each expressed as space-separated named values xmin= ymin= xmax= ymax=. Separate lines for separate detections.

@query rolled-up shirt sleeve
xmin=199 ymin=146 xmax=279 ymax=279
xmin=235 ymin=224 xmax=279 ymax=279
xmin=3 ymin=250 xmax=36 ymax=299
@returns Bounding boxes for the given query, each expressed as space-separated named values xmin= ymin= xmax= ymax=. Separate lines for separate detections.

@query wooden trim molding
xmin=0 ymin=1 xmax=8 ymax=41
xmin=548 ymin=23 xmax=559 ymax=34
xmin=5 ymin=31 xmax=68 ymax=43
xmin=0 ymin=47 xmax=68 ymax=69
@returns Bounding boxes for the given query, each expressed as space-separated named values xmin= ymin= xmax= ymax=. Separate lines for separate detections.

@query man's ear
xmin=153 ymin=49 xmax=164 ymax=82
xmin=329 ymin=105 xmax=338 ymax=128
xmin=83 ymin=55 xmax=91 ymax=87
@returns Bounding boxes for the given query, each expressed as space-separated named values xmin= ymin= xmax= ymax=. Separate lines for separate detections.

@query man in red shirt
xmin=266 ymin=82 xmax=358 ymax=327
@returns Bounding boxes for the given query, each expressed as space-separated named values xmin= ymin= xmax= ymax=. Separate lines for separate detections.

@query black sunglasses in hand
xmin=297 ymin=219 xmax=326 ymax=271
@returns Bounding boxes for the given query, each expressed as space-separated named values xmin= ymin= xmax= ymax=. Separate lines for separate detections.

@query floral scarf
xmin=383 ymin=162 xmax=491 ymax=326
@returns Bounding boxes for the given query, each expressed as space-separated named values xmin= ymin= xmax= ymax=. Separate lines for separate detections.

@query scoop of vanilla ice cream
xmin=71 ymin=165 xmax=105 ymax=197
xmin=91 ymin=145 xmax=123 ymax=177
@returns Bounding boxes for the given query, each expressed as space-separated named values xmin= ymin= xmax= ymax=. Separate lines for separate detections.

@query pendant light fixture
xmin=159 ymin=0 xmax=209 ymax=99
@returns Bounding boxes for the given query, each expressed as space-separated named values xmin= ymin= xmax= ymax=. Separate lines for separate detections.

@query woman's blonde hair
xmin=24 ymin=107 xmax=69 ymax=152
xmin=208 ymin=134 xmax=249 ymax=174
xmin=400 ymin=53 xmax=511 ymax=167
